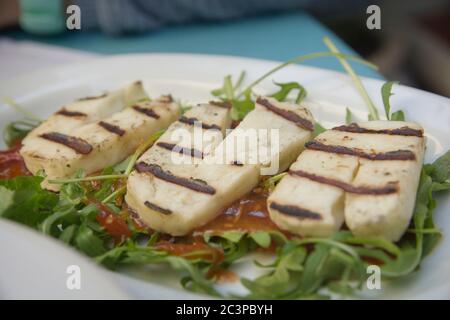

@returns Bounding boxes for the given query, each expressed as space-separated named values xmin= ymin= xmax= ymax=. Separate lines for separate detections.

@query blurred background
xmin=0 ymin=0 xmax=449 ymax=97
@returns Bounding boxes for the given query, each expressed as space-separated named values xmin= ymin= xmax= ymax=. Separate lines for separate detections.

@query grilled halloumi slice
xmin=21 ymin=94 xmax=180 ymax=191
xmin=268 ymin=121 xmax=425 ymax=241
xmin=138 ymin=101 xmax=232 ymax=170
xmin=126 ymin=101 xmax=234 ymax=235
xmin=22 ymin=81 xmax=147 ymax=144
xmin=268 ymin=150 xmax=359 ymax=237
xmin=211 ymin=97 xmax=315 ymax=174
xmin=342 ymin=122 xmax=425 ymax=241
xmin=126 ymin=97 xmax=315 ymax=235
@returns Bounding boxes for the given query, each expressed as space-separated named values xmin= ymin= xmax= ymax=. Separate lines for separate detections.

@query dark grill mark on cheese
xmin=289 ymin=170 xmax=398 ymax=195
xmin=98 ymin=121 xmax=125 ymax=136
xmin=135 ymin=162 xmax=216 ymax=194
xmin=256 ymin=97 xmax=314 ymax=131
xmin=127 ymin=206 xmax=151 ymax=230
xmin=56 ymin=108 xmax=87 ymax=117
xmin=156 ymin=142 xmax=204 ymax=159
xmin=40 ymin=132 xmax=93 ymax=154
xmin=144 ymin=201 xmax=172 ymax=215
xmin=132 ymin=105 xmax=160 ymax=119
xmin=333 ymin=123 xmax=423 ymax=137
xmin=209 ymin=100 xmax=231 ymax=109
xmin=179 ymin=116 xmax=221 ymax=131
xmin=78 ymin=93 xmax=107 ymax=101
xmin=270 ymin=202 xmax=322 ymax=220
xmin=305 ymin=140 xmax=416 ymax=160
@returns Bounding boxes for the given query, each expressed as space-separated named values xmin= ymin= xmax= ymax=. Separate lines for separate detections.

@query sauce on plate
xmin=0 ymin=141 xmax=31 ymax=179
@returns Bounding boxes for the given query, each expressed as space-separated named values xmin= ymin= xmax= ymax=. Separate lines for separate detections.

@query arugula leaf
xmin=381 ymin=81 xmax=397 ymax=120
xmin=59 ymin=173 xmax=86 ymax=206
xmin=243 ymin=244 xmax=307 ymax=298
xmin=249 ymin=231 xmax=272 ymax=248
xmin=381 ymin=154 xmax=448 ymax=277
xmin=40 ymin=205 xmax=77 ymax=236
xmin=204 ymin=230 xmax=245 ymax=243
xmin=381 ymin=81 xmax=406 ymax=121
xmin=380 ymin=81 xmax=405 ymax=121
xmin=390 ymin=110 xmax=405 ymax=121
xmin=212 ymin=72 xmax=255 ymax=121
xmin=230 ymin=89 xmax=254 ymax=121
xmin=270 ymin=81 xmax=307 ymax=104
xmin=295 ymin=243 xmax=332 ymax=295
xmin=0 ymin=186 xmax=14 ymax=213
xmin=211 ymin=71 xmax=246 ymax=100
xmin=262 ymin=172 xmax=287 ymax=191
xmin=313 ymin=122 xmax=326 ymax=137
xmin=237 ymin=51 xmax=377 ymax=101
xmin=169 ymin=256 xmax=220 ymax=297
xmin=336 ymin=231 xmax=401 ymax=256
xmin=112 ymin=156 xmax=132 ymax=173
xmin=3 ymin=119 xmax=39 ymax=147
xmin=75 ymin=223 xmax=107 ymax=257
xmin=96 ymin=243 xmax=219 ymax=296
xmin=0 ymin=175 xmax=58 ymax=226
xmin=59 ymin=225 xmax=78 ymax=245
xmin=425 ymin=151 xmax=450 ymax=185
xmin=345 ymin=108 xmax=353 ymax=124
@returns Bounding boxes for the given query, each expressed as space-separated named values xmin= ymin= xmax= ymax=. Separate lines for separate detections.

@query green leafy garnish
xmin=313 ymin=122 xmax=326 ymax=137
xmin=270 ymin=81 xmax=307 ymax=104
xmin=237 ymin=52 xmax=377 ymax=100
xmin=0 ymin=176 xmax=58 ymax=226
xmin=345 ymin=108 xmax=353 ymax=124
xmin=263 ymin=172 xmax=287 ymax=191
xmin=212 ymin=51 xmax=377 ymax=121
xmin=3 ymin=119 xmax=40 ymax=147
xmin=323 ymin=37 xmax=380 ymax=121
xmin=239 ymin=152 xmax=450 ymax=298
xmin=381 ymin=81 xmax=405 ymax=121
xmin=124 ymin=129 xmax=165 ymax=175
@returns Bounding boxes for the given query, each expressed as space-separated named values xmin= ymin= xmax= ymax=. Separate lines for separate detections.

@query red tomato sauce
xmin=0 ymin=141 xmax=31 ymax=179
xmin=154 ymin=240 xmax=225 ymax=265
xmin=94 ymin=201 xmax=131 ymax=243
xmin=194 ymin=188 xmax=281 ymax=234
xmin=0 ymin=142 xmax=285 ymax=281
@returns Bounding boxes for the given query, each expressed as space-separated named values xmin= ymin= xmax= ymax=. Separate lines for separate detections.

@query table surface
xmin=3 ymin=11 xmax=381 ymax=79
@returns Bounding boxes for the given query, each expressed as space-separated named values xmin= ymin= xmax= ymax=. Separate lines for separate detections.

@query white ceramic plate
xmin=0 ymin=54 xmax=449 ymax=299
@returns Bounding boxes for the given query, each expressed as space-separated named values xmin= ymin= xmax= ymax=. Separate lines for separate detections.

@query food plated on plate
xmin=1 ymin=41 xmax=449 ymax=299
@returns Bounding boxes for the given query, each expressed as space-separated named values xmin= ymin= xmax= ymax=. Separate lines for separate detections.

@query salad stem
xmin=237 ymin=51 xmax=378 ymax=99
xmin=48 ymin=174 xmax=127 ymax=184
xmin=124 ymin=129 xmax=165 ymax=175
xmin=2 ymin=96 xmax=43 ymax=122
xmin=322 ymin=37 xmax=380 ymax=120
xmin=102 ymin=185 xmax=127 ymax=203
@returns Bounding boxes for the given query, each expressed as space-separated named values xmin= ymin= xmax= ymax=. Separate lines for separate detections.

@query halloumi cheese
xmin=268 ymin=120 xmax=425 ymax=241
xmin=126 ymin=101 xmax=234 ymax=235
xmin=126 ymin=97 xmax=315 ymax=235
xmin=21 ymin=91 xmax=180 ymax=191
xmin=22 ymin=81 xmax=147 ymax=143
